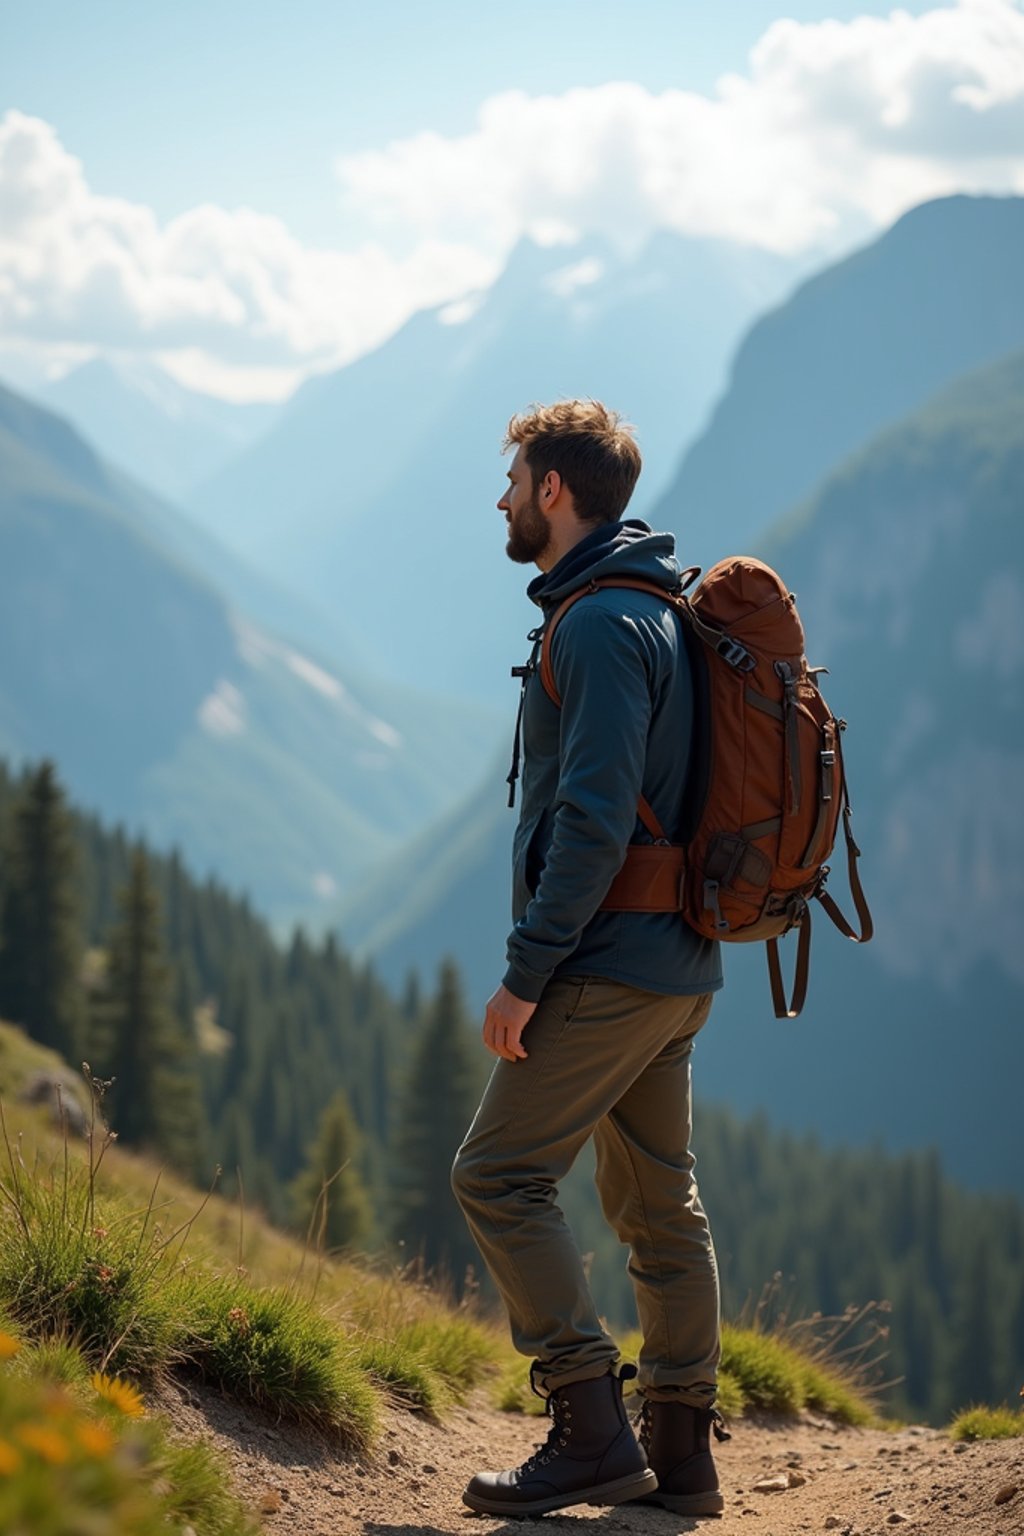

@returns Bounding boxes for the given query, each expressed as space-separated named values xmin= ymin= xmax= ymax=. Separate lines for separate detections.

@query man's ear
xmin=542 ymin=470 xmax=561 ymax=504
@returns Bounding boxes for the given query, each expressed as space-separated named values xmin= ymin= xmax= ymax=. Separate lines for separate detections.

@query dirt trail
xmin=159 ymin=1381 xmax=1023 ymax=1536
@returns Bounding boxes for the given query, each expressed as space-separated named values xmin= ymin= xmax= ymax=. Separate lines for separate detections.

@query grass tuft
xmin=396 ymin=1316 xmax=494 ymax=1397
xmin=185 ymin=1277 xmax=379 ymax=1448
xmin=0 ymin=1138 xmax=188 ymax=1379
xmin=950 ymin=1405 xmax=1024 ymax=1441
xmin=353 ymin=1335 xmax=446 ymax=1416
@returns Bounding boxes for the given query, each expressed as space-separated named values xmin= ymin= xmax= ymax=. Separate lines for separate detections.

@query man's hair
xmin=503 ymin=399 xmax=641 ymax=525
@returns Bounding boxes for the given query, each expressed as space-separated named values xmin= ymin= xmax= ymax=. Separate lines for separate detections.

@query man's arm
xmin=483 ymin=606 xmax=652 ymax=1057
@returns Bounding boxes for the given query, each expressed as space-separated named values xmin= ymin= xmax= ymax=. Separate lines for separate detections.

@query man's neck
xmin=535 ymin=518 xmax=596 ymax=573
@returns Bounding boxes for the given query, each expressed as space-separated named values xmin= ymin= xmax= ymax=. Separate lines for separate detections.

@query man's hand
xmin=482 ymin=984 xmax=537 ymax=1061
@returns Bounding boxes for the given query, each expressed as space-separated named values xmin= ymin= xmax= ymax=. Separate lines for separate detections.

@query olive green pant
xmin=451 ymin=977 xmax=720 ymax=1405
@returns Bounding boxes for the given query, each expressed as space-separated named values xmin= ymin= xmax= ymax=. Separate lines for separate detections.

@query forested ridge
xmin=0 ymin=756 xmax=1019 ymax=1424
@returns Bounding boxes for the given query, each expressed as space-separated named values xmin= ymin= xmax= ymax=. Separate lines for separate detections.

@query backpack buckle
xmin=716 ymin=636 xmax=756 ymax=672
xmin=702 ymin=880 xmax=730 ymax=933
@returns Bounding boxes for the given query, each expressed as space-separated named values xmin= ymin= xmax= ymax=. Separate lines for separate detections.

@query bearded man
xmin=451 ymin=400 xmax=728 ymax=1517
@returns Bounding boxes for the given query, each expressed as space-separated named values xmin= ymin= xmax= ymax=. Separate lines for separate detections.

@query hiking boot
xmin=462 ymin=1367 xmax=657 ymax=1517
xmin=632 ymin=1397 xmax=730 ymax=1515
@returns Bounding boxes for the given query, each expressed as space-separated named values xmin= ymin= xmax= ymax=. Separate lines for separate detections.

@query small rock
xmin=387 ymin=1449 xmax=403 ymax=1467
xmin=953 ymin=1442 xmax=969 ymax=1454
xmin=409 ymin=1479 xmax=421 ymax=1492
xmin=752 ymin=1474 xmax=790 ymax=1493
xmin=873 ymin=1487 xmax=894 ymax=1498
xmin=787 ymin=1469 xmax=808 ymax=1488
xmin=422 ymin=1462 xmax=438 ymax=1473
xmin=278 ymin=1488 xmax=290 ymax=1503
xmin=821 ymin=1442 xmax=841 ymax=1451
xmin=824 ymin=1519 xmax=842 ymax=1531
xmin=326 ymin=1485 xmax=345 ymax=1497
xmin=258 ymin=1489 xmax=281 ymax=1515
xmin=995 ymin=1484 xmax=1019 ymax=1507
xmin=886 ymin=1514 xmax=911 ymax=1525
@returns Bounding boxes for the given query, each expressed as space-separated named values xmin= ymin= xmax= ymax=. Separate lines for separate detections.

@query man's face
xmin=498 ymin=445 xmax=551 ymax=566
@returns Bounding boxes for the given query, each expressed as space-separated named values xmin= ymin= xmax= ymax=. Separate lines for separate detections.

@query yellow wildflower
xmin=91 ymin=1372 xmax=145 ymax=1418
xmin=0 ymin=1331 xmax=21 ymax=1360
xmin=0 ymin=1438 xmax=22 ymax=1474
xmin=75 ymin=1419 xmax=116 ymax=1458
xmin=17 ymin=1422 xmax=71 ymax=1463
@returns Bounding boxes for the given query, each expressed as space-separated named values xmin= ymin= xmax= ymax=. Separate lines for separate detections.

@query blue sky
xmin=4 ymin=0 xmax=942 ymax=242
xmin=1 ymin=1 xmax=1022 ymax=397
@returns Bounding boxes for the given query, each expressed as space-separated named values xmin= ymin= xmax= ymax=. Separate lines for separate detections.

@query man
xmin=451 ymin=400 xmax=728 ymax=1519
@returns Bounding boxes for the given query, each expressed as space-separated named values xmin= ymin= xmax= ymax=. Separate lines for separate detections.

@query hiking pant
xmin=451 ymin=976 xmax=719 ymax=1404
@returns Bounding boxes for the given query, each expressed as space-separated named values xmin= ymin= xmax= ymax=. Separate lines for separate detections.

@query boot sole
xmin=462 ymin=1467 xmax=658 ymax=1517
xmin=636 ymin=1487 xmax=725 ymax=1516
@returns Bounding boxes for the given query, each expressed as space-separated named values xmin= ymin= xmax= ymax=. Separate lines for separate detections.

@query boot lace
xmin=519 ymin=1390 xmax=573 ymax=1475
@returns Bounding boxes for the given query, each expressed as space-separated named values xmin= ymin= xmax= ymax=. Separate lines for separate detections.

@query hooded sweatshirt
xmin=503 ymin=518 xmax=723 ymax=1002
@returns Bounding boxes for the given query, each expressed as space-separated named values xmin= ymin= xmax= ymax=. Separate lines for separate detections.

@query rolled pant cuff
xmin=531 ymin=1355 xmax=621 ymax=1397
xmin=639 ymin=1384 xmax=719 ymax=1408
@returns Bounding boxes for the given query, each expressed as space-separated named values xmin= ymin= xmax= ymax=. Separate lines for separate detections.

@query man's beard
xmin=505 ymin=488 xmax=551 ymax=565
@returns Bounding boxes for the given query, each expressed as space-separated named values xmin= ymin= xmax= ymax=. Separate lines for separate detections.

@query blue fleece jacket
xmin=502 ymin=518 xmax=723 ymax=1003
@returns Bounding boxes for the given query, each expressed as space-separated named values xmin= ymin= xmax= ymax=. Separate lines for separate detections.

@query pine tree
xmin=93 ymin=847 xmax=206 ymax=1174
xmin=291 ymin=1089 xmax=372 ymax=1251
xmin=947 ymin=1236 xmax=996 ymax=1414
xmin=388 ymin=958 xmax=484 ymax=1287
xmin=0 ymin=762 xmax=84 ymax=1059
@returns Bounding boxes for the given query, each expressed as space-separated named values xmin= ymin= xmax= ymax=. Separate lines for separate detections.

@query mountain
xmin=339 ymin=347 xmax=1024 ymax=1195
xmin=190 ymin=232 xmax=800 ymax=697
xmin=652 ymin=194 xmax=1024 ymax=565
xmin=42 ymin=356 xmax=281 ymax=504
xmin=0 ymin=382 xmax=498 ymax=920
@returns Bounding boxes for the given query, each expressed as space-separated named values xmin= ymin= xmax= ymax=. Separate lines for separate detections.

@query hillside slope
xmin=651 ymin=193 xmax=1024 ymax=566
xmin=0 ymin=383 xmax=497 ymax=919
xmin=42 ymin=355 xmax=279 ymax=503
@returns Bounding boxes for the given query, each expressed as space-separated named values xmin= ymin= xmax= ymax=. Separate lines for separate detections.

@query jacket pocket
xmin=511 ymin=811 xmax=549 ymax=918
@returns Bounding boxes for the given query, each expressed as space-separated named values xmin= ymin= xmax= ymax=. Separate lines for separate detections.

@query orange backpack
xmin=539 ymin=557 xmax=873 ymax=1018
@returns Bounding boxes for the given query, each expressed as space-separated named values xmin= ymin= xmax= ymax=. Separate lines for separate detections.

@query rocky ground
xmin=159 ymin=1381 xmax=1023 ymax=1536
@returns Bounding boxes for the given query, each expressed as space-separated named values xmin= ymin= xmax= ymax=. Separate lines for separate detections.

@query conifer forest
xmin=0 ymin=757 xmax=1020 ymax=1427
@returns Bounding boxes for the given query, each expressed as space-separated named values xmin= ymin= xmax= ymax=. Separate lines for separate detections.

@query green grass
xmin=0 ymin=1132 xmax=191 ymax=1379
xmin=353 ymin=1334 xmax=448 ymax=1415
xmin=720 ymin=1323 xmax=875 ymax=1424
xmin=950 ymin=1405 xmax=1024 ymax=1441
xmin=0 ymin=1334 xmax=258 ymax=1536
xmin=0 ymin=1031 xmax=879 ymax=1484
xmin=185 ymin=1276 xmax=379 ymax=1446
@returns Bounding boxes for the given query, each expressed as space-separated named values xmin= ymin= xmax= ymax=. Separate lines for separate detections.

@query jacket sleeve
xmin=503 ymin=605 xmax=652 ymax=1001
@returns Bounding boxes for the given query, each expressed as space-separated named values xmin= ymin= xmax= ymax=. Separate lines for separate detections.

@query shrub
xmin=950 ymin=1405 xmax=1024 ymax=1441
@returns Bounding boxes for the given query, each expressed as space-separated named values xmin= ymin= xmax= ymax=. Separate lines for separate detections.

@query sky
xmin=2 ymin=0 xmax=1023 ymax=399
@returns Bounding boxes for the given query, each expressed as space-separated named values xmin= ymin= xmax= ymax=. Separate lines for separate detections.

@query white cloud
xmin=0 ymin=110 xmax=497 ymax=389
xmin=1 ymin=2 xmax=1023 ymax=398
xmin=337 ymin=0 xmax=1024 ymax=256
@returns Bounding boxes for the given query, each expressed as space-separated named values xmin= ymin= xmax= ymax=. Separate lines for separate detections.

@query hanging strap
xmin=813 ymin=728 xmax=873 ymax=945
xmin=506 ymin=628 xmax=544 ymax=810
xmin=766 ymin=908 xmax=812 ymax=1019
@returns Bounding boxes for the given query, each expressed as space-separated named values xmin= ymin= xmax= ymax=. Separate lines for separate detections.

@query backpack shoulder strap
xmin=538 ymin=577 xmax=691 ymax=703
xmin=538 ymin=576 xmax=693 ymax=845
